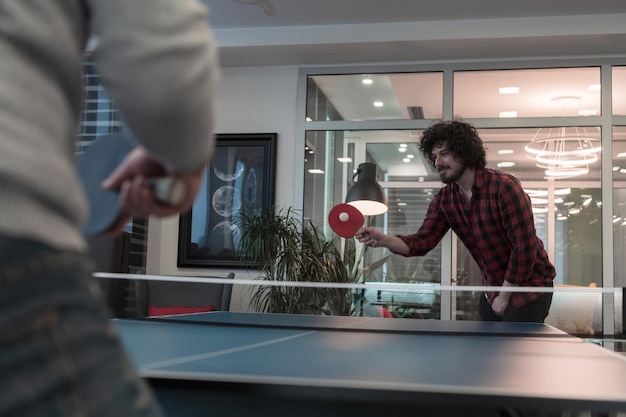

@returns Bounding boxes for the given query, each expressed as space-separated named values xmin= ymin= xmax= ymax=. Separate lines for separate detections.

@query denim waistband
xmin=0 ymin=237 xmax=92 ymax=290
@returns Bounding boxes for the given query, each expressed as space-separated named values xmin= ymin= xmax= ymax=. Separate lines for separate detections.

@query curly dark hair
xmin=419 ymin=120 xmax=486 ymax=169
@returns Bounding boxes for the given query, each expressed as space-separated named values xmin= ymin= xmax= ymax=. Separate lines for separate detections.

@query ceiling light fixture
xmin=499 ymin=87 xmax=519 ymax=94
xmin=525 ymin=126 xmax=601 ymax=179
xmin=497 ymin=161 xmax=515 ymax=168
xmin=525 ymin=96 xmax=601 ymax=179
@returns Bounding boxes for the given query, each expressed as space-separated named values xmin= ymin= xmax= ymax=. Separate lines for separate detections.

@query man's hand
xmin=491 ymin=293 xmax=510 ymax=315
xmin=101 ymin=147 xmax=206 ymax=234
xmin=491 ymin=280 xmax=518 ymax=315
xmin=356 ymin=226 xmax=386 ymax=247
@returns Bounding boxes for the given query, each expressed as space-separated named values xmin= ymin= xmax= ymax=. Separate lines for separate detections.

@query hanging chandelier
xmin=524 ymin=126 xmax=601 ymax=179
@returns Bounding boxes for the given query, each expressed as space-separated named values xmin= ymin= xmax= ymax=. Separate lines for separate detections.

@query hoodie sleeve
xmin=85 ymin=0 xmax=220 ymax=173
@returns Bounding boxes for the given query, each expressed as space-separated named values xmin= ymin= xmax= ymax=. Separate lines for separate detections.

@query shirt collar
xmin=472 ymin=167 xmax=487 ymax=190
xmin=450 ymin=167 xmax=486 ymax=192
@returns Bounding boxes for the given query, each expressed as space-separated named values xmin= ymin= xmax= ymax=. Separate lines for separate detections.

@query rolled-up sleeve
xmin=398 ymin=197 xmax=450 ymax=257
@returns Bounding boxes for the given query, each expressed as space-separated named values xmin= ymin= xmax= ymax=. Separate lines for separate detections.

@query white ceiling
xmin=202 ymin=0 xmax=626 ymax=67
xmin=204 ymin=0 xmax=626 ymax=182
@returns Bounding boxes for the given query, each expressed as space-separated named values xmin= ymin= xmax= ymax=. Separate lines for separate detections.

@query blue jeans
xmin=0 ymin=237 xmax=165 ymax=417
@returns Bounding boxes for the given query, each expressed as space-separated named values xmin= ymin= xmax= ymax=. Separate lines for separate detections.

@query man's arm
xmin=87 ymin=0 xmax=219 ymax=173
xmin=500 ymin=176 xmax=539 ymax=285
xmin=85 ymin=0 xmax=219 ymax=230
xmin=356 ymin=228 xmax=410 ymax=254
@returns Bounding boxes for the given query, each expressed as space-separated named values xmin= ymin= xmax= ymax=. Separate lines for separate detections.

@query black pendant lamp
xmin=345 ymin=163 xmax=388 ymax=216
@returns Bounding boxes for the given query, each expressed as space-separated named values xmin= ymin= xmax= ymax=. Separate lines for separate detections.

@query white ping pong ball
xmin=339 ymin=212 xmax=349 ymax=222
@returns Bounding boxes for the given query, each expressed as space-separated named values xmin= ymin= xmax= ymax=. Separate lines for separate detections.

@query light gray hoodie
xmin=0 ymin=0 xmax=219 ymax=251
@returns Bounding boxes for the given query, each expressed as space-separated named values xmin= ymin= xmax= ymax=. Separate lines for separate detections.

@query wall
xmin=146 ymin=65 xmax=300 ymax=311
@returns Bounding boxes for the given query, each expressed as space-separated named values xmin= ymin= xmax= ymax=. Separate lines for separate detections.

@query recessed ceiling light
xmin=398 ymin=147 xmax=406 ymax=153
xmin=305 ymin=116 xmax=313 ymax=122
xmin=373 ymin=101 xmax=384 ymax=107
xmin=497 ymin=161 xmax=515 ymax=168
xmin=498 ymin=149 xmax=514 ymax=155
xmin=499 ymin=111 xmax=518 ymax=118
xmin=499 ymin=86 xmax=519 ymax=94
xmin=588 ymin=84 xmax=601 ymax=91
xmin=613 ymin=166 xmax=621 ymax=171
xmin=403 ymin=158 xmax=410 ymax=163
xmin=618 ymin=153 xmax=626 ymax=158
xmin=362 ymin=78 xmax=373 ymax=85
xmin=308 ymin=169 xmax=324 ymax=174
xmin=407 ymin=154 xmax=414 ymax=159
xmin=578 ymin=109 xmax=598 ymax=116
xmin=337 ymin=157 xmax=352 ymax=163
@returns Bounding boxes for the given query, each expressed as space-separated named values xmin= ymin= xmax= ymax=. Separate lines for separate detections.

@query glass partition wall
xmin=302 ymin=63 xmax=626 ymax=336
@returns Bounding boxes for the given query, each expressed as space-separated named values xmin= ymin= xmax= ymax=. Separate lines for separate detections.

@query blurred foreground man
xmin=0 ymin=1 xmax=219 ymax=415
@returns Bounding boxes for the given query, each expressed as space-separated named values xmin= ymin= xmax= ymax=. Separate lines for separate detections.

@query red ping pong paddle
xmin=328 ymin=203 xmax=365 ymax=238
xmin=77 ymin=133 xmax=185 ymax=236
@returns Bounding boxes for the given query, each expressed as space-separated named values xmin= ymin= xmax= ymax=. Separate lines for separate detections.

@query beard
xmin=438 ymin=163 xmax=467 ymax=184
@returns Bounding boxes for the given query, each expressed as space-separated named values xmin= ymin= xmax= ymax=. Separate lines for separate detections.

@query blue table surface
xmin=150 ymin=311 xmax=573 ymax=337
xmin=114 ymin=312 xmax=626 ymax=411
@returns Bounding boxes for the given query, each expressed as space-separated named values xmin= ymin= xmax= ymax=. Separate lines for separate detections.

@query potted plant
xmin=236 ymin=207 xmax=352 ymax=315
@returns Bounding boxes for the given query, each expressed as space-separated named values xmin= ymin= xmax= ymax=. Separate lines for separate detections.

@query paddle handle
xmin=147 ymin=177 xmax=186 ymax=206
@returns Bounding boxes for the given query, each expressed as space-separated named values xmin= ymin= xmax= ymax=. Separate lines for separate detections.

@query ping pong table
xmin=114 ymin=312 xmax=626 ymax=417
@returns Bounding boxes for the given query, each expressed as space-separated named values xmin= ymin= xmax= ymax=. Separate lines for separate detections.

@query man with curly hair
xmin=357 ymin=120 xmax=555 ymax=322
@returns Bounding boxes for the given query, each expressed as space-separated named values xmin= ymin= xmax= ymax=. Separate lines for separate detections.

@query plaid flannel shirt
xmin=397 ymin=168 xmax=555 ymax=307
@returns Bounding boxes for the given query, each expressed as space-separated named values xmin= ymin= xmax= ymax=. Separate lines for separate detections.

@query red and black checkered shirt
xmin=397 ymin=168 xmax=555 ymax=307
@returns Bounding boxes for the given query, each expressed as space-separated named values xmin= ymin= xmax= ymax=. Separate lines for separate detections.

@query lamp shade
xmin=345 ymin=163 xmax=388 ymax=216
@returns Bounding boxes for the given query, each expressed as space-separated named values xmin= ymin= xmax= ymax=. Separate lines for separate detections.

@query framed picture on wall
xmin=177 ymin=133 xmax=277 ymax=267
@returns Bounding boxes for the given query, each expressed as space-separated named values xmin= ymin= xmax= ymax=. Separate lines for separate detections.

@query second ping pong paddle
xmin=77 ymin=132 xmax=185 ymax=236
xmin=328 ymin=203 xmax=365 ymax=238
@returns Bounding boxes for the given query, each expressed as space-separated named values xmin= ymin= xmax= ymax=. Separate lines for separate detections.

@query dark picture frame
xmin=177 ymin=133 xmax=277 ymax=267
